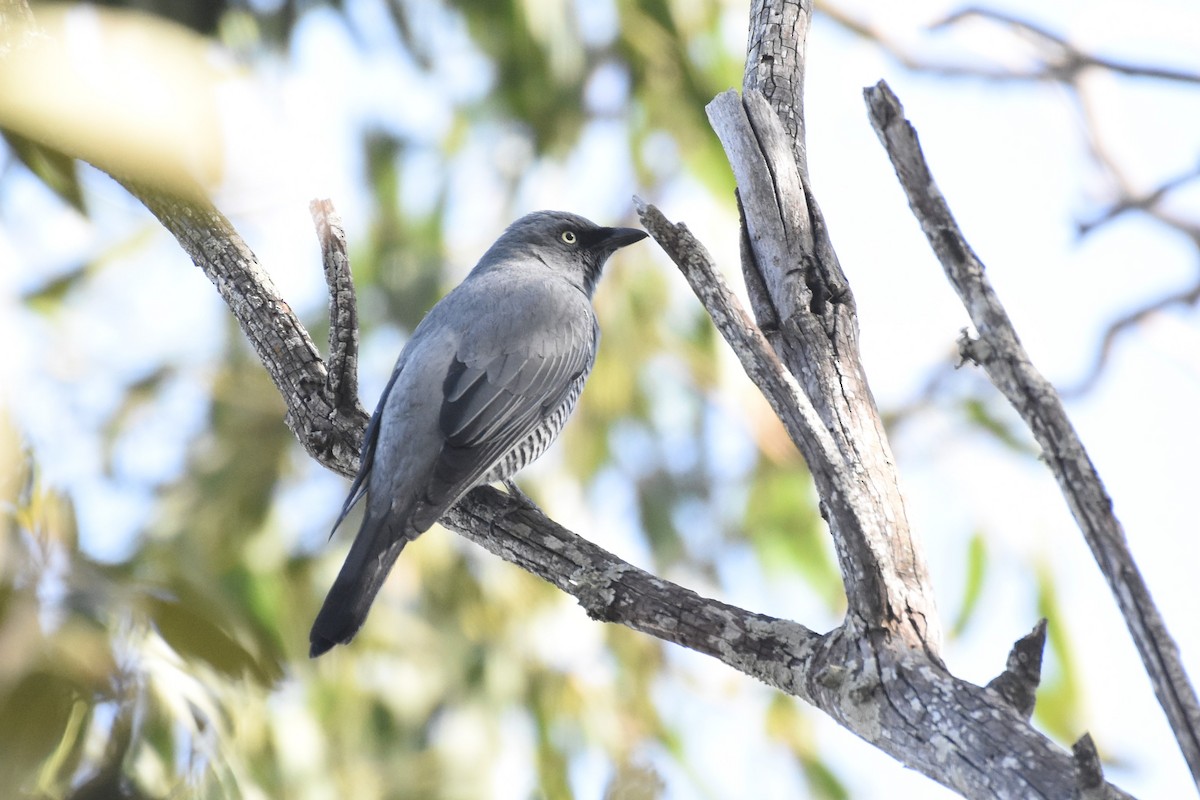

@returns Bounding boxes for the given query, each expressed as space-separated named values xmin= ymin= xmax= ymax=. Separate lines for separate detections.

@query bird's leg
xmin=485 ymin=479 xmax=542 ymax=540
xmin=501 ymin=478 xmax=539 ymax=511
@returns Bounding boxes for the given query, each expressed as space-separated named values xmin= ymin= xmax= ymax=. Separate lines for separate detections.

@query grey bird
xmin=310 ymin=210 xmax=647 ymax=657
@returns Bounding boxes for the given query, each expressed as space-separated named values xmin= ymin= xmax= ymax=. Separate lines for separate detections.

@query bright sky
xmin=2 ymin=0 xmax=1199 ymax=797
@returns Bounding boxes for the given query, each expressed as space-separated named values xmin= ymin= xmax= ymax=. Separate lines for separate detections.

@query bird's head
xmin=477 ymin=210 xmax=648 ymax=297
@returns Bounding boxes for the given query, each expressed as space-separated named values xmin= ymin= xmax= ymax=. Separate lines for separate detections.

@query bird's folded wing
xmin=411 ymin=328 xmax=594 ymax=529
xmin=330 ymin=365 xmax=404 ymax=535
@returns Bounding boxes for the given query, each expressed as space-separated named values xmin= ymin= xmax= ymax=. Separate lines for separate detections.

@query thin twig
xmin=935 ymin=8 xmax=1200 ymax=85
xmin=1062 ymin=281 xmax=1200 ymax=397
xmin=633 ymin=199 xmax=839 ymax=470
xmin=131 ymin=184 xmax=368 ymax=473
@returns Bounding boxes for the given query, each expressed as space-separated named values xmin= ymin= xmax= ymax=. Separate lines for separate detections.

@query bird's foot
xmin=501 ymin=479 xmax=539 ymax=512
xmin=486 ymin=479 xmax=541 ymax=539
xmin=485 ymin=480 xmax=544 ymax=542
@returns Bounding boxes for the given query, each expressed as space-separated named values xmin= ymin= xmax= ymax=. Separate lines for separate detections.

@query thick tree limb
xmin=724 ymin=2 xmax=941 ymax=653
xmin=865 ymin=78 xmax=1200 ymax=787
xmin=634 ymin=198 xmax=1133 ymax=799
xmin=738 ymin=0 xmax=940 ymax=653
xmin=744 ymin=0 xmax=811 ymax=175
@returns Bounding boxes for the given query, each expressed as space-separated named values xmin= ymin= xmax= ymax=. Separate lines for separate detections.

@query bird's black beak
xmin=594 ymin=226 xmax=649 ymax=252
xmin=604 ymin=227 xmax=650 ymax=249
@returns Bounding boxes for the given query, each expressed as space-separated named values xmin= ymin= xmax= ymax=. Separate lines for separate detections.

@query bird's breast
xmin=479 ymin=367 xmax=590 ymax=484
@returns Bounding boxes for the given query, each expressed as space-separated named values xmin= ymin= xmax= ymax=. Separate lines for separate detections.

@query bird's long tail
xmin=309 ymin=509 xmax=412 ymax=657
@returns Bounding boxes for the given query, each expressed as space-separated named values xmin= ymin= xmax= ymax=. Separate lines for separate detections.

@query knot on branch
xmin=985 ymin=619 xmax=1047 ymax=719
xmin=571 ymin=564 xmax=630 ymax=622
xmin=1072 ymin=733 xmax=1113 ymax=800
xmin=956 ymin=328 xmax=995 ymax=367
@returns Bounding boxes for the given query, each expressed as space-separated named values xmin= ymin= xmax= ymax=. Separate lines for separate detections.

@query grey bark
xmin=864 ymin=79 xmax=1200 ymax=785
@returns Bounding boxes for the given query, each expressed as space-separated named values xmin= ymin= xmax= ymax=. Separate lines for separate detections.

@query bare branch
xmin=129 ymin=183 xmax=368 ymax=476
xmin=865 ymin=78 xmax=1200 ymax=785
xmin=633 ymin=200 xmax=838 ymax=470
xmin=1077 ymin=166 xmax=1200 ymax=236
xmin=935 ymin=8 xmax=1200 ymax=85
xmin=744 ymin=0 xmax=812 ymax=176
xmin=1062 ymin=281 xmax=1200 ymax=397
xmin=705 ymin=84 xmax=941 ymax=650
xmin=310 ymin=199 xmax=364 ymax=417
xmin=442 ymin=487 xmax=823 ymax=686
xmin=818 ymin=4 xmax=1200 ymax=86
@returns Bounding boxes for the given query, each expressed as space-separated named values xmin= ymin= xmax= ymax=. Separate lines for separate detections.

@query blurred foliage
xmin=948 ymin=530 xmax=988 ymax=640
xmin=0 ymin=0 xmax=1089 ymax=798
xmin=2 ymin=130 xmax=85 ymax=213
xmin=959 ymin=397 xmax=1040 ymax=458
xmin=766 ymin=695 xmax=849 ymax=799
xmin=1033 ymin=562 xmax=1085 ymax=745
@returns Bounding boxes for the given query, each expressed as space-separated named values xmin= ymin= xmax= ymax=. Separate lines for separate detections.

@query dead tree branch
xmin=865 ymin=78 xmax=1200 ymax=787
xmin=819 ymin=4 xmax=1200 ymax=398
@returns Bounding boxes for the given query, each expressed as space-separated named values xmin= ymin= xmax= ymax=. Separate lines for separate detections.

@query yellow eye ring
xmin=561 ymin=230 xmax=577 ymax=244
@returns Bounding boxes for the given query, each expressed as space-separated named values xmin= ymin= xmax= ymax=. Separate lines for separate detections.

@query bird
xmin=309 ymin=210 xmax=648 ymax=657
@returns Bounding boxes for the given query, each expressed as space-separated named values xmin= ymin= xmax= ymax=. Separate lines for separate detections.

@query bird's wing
xmin=329 ymin=365 xmax=404 ymax=536
xmin=409 ymin=310 xmax=597 ymax=529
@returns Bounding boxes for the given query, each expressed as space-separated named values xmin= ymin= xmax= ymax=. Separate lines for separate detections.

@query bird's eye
xmin=561 ymin=230 xmax=577 ymax=245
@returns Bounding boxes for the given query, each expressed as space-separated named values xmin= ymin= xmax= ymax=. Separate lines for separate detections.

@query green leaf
xmin=744 ymin=462 xmax=841 ymax=609
xmin=949 ymin=531 xmax=988 ymax=639
xmin=3 ymin=130 xmax=85 ymax=213
xmin=800 ymin=754 xmax=850 ymax=800
xmin=961 ymin=397 xmax=1038 ymax=456
xmin=0 ymin=671 xmax=81 ymax=792
xmin=20 ymin=265 xmax=90 ymax=314
xmin=766 ymin=695 xmax=848 ymax=800
xmin=1033 ymin=563 xmax=1083 ymax=743
xmin=146 ymin=593 xmax=283 ymax=686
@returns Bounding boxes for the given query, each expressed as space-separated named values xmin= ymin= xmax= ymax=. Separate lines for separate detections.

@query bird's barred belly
xmin=480 ymin=373 xmax=587 ymax=485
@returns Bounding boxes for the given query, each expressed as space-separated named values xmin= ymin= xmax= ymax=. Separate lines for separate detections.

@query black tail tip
xmin=309 ymin=635 xmax=337 ymax=658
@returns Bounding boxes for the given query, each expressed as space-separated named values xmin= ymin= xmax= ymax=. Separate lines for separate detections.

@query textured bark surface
xmin=131 ymin=187 xmax=369 ymax=475
xmin=705 ymin=89 xmax=940 ymax=651
xmin=634 ymin=202 xmax=1133 ymax=799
